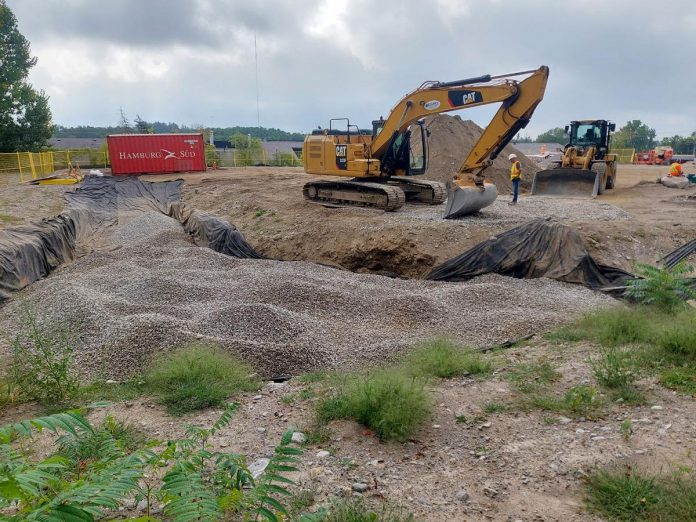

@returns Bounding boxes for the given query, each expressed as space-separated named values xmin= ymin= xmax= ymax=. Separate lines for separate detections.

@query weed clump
xmin=8 ymin=309 xmax=78 ymax=407
xmin=147 ymin=344 xmax=259 ymax=415
xmin=403 ymin=338 xmax=491 ymax=378
xmin=317 ymin=369 xmax=431 ymax=441
xmin=585 ymin=465 xmax=696 ymax=521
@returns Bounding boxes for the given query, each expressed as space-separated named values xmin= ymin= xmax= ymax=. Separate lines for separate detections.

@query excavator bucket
xmin=531 ymin=168 xmax=601 ymax=198
xmin=443 ymin=181 xmax=498 ymax=219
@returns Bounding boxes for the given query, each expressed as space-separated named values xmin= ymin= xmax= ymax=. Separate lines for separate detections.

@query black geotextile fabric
xmin=0 ymin=175 xmax=263 ymax=301
xmin=169 ymin=205 xmax=264 ymax=259
xmin=427 ymin=218 xmax=635 ymax=291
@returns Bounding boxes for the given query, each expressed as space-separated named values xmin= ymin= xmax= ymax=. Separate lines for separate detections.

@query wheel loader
xmin=531 ymin=120 xmax=617 ymax=198
xmin=302 ymin=65 xmax=550 ymax=218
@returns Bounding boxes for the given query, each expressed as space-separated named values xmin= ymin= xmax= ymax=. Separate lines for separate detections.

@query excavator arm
xmin=369 ymin=66 xmax=549 ymax=218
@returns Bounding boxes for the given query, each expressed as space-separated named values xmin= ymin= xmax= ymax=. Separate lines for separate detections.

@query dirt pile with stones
xmin=423 ymin=114 xmax=539 ymax=193
xmin=0 ymin=211 xmax=614 ymax=380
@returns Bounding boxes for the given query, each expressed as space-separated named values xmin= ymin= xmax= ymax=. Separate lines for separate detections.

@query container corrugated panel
xmin=107 ymin=134 xmax=206 ymax=175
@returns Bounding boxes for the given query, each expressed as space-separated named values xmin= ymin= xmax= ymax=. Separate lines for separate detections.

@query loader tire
xmin=591 ymin=162 xmax=607 ymax=195
xmin=606 ymin=162 xmax=617 ymax=189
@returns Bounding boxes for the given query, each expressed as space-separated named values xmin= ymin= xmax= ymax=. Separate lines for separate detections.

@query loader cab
xmin=373 ymin=118 xmax=428 ymax=176
xmin=565 ymin=120 xmax=615 ymax=160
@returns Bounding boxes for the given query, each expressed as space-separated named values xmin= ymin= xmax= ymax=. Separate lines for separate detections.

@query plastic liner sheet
xmin=0 ymin=176 xmax=262 ymax=301
xmin=169 ymin=205 xmax=264 ymax=259
xmin=427 ymin=218 xmax=635 ymax=291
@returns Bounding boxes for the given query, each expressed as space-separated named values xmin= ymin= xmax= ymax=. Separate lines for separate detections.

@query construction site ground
xmin=1 ymin=163 xmax=696 ymax=521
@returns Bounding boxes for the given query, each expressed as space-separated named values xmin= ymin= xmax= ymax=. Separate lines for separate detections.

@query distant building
xmin=513 ymin=142 xmax=564 ymax=157
xmin=49 ymin=137 xmax=105 ymax=149
xmin=260 ymin=141 xmax=303 ymax=159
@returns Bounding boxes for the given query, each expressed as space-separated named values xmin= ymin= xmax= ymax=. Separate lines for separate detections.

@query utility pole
xmin=254 ymin=32 xmax=260 ymax=128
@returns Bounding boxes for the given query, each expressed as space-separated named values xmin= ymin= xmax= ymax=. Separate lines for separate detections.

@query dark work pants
xmin=512 ymin=178 xmax=520 ymax=202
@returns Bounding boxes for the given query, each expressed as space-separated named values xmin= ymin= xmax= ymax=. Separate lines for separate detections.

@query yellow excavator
xmin=302 ymin=65 xmax=549 ymax=218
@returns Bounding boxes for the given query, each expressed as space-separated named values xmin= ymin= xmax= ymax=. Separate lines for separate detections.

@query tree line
xmin=523 ymin=121 xmax=696 ymax=154
xmin=55 ymin=112 xmax=306 ymax=142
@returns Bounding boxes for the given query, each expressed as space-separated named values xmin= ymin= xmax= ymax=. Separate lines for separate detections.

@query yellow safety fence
xmin=0 ymin=150 xmax=108 ymax=182
xmin=609 ymin=148 xmax=635 ymax=164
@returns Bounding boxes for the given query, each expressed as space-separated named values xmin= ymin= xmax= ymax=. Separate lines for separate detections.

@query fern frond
xmin=209 ymin=403 xmax=239 ymax=436
xmin=160 ymin=464 xmax=222 ymax=521
xmin=0 ymin=411 xmax=92 ymax=443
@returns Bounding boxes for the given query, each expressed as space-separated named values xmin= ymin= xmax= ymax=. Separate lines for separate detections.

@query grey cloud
xmin=6 ymin=0 xmax=695 ymax=137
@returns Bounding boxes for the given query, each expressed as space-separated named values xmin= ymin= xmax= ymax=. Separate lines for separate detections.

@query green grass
xmin=526 ymin=384 xmax=603 ymax=418
xmin=147 ymin=344 xmax=260 ymax=415
xmin=403 ymin=338 xmax=491 ymax=378
xmin=483 ymin=402 xmax=508 ymax=414
xmin=0 ymin=213 xmax=21 ymax=224
xmin=317 ymin=369 xmax=431 ymax=441
xmin=548 ymin=306 xmax=696 ymax=397
xmin=660 ymin=368 xmax=696 ymax=395
xmin=78 ymin=380 xmax=147 ymax=403
xmin=313 ymin=497 xmax=415 ymax=522
xmin=585 ymin=466 xmax=696 ymax=521
xmin=506 ymin=360 xmax=561 ymax=393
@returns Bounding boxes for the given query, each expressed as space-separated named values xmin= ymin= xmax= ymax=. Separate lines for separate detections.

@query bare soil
xmin=3 ymin=337 xmax=694 ymax=522
xmin=139 ymin=163 xmax=696 ymax=279
xmin=1 ymin=161 xmax=696 ymax=521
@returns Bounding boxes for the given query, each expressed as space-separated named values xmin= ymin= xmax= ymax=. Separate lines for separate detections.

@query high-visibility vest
xmin=669 ymin=163 xmax=683 ymax=176
xmin=510 ymin=161 xmax=521 ymax=180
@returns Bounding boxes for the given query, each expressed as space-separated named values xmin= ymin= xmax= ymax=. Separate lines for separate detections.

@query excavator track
xmin=303 ymin=180 xmax=406 ymax=211
xmin=386 ymin=177 xmax=448 ymax=204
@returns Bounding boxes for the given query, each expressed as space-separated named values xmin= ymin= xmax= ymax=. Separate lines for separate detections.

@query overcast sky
xmin=7 ymin=0 xmax=696 ymax=138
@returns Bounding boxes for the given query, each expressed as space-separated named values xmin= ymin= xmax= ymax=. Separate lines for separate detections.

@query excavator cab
xmin=531 ymin=120 xmax=618 ymax=198
xmin=373 ymin=119 xmax=428 ymax=177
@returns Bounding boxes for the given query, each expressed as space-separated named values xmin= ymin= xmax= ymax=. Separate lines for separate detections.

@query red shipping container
xmin=107 ymin=133 xmax=207 ymax=175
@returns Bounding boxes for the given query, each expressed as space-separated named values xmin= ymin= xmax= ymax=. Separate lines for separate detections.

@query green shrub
xmin=563 ymin=384 xmax=598 ymax=415
xmin=404 ymin=338 xmax=491 ymax=378
xmin=585 ymin=466 xmax=696 ymax=521
xmin=8 ymin=309 xmax=78 ymax=406
xmin=317 ymin=369 xmax=431 ymax=441
xmin=147 ymin=344 xmax=259 ymax=415
xmin=626 ymin=262 xmax=696 ymax=311
xmin=591 ymin=346 xmax=639 ymax=388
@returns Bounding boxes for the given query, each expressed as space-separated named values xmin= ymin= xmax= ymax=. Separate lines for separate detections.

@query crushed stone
xmin=0 ymin=212 xmax=615 ymax=380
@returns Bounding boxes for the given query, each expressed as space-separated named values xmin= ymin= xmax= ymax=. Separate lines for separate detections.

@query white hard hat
xmin=508 ymin=153 xmax=517 ymax=160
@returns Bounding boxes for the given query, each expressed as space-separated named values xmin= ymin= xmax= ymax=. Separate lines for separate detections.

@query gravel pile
xmin=0 ymin=214 xmax=614 ymax=380
xmin=111 ymin=212 xmax=185 ymax=246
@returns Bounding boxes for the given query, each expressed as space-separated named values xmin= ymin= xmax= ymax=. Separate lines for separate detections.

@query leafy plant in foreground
xmin=0 ymin=404 xmax=304 ymax=521
xmin=626 ymin=262 xmax=695 ymax=311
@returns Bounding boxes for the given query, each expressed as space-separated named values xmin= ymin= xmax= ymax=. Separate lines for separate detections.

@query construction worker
xmin=669 ymin=162 xmax=684 ymax=177
xmin=509 ymin=153 xmax=521 ymax=205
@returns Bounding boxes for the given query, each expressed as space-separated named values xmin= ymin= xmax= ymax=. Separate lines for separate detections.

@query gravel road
xmin=0 ymin=212 xmax=615 ymax=380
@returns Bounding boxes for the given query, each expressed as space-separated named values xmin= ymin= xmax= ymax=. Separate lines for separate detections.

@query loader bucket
xmin=531 ymin=168 xmax=601 ymax=198
xmin=443 ymin=181 xmax=498 ymax=219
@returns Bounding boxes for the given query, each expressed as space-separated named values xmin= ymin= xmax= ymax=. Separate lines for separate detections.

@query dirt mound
xmin=422 ymin=115 xmax=539 ymax=193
